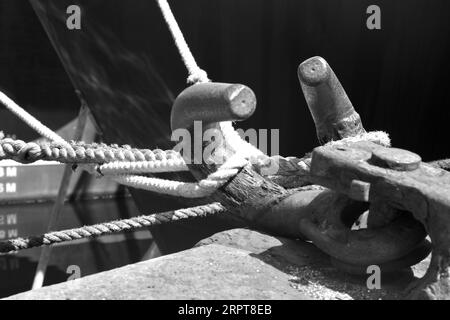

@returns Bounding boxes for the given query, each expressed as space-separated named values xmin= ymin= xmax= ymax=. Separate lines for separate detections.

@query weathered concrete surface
xmin=196 ymin=229 xmax=431 ymax=300
xmin=5 ymin=243 xmax=312 ymax=300
xmin=4 ymin=228 xmax=431 ymax=300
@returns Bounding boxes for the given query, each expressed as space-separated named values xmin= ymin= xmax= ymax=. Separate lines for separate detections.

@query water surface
xmin=0 ymin=197 xmax=153 ymax=298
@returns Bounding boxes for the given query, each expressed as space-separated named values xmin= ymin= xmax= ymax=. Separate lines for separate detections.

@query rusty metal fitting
xmin=308 ymin=140 xmax=450 ymax=299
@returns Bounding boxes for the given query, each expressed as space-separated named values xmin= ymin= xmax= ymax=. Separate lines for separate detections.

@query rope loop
xmin=187 ymin=68 xmax=210 ymax=84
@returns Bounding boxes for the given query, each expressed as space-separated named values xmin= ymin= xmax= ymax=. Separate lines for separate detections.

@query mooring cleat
xmin=298 ymin=56 xmax=366 ymax=144
xmin=296 ymin=56 xmax=437 ymax=295
xmin=170 ymin=80 xmax=426 ymax=267
xmin=169 ymin=76 xmax=443 ymax=299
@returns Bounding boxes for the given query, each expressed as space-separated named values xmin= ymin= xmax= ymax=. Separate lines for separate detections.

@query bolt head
xmin=370 ymin=148 xmax=421 ymax=171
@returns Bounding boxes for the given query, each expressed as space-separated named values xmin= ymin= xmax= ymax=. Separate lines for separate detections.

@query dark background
xmin=0 ymin=0 xmax=449 ymax=161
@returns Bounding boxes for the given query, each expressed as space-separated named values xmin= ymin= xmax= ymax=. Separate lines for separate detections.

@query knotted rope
xmin=156 ymin=0 xmax=209 ymax=84
xmin=0 ymin=202 xmax=226 ymax=254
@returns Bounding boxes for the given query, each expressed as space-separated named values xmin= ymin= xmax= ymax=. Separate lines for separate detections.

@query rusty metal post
xmin=298 ymin=56 xmax=366 ymax=144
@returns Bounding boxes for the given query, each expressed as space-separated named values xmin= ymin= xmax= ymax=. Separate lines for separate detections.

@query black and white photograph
xmin=0 ymin=0 xmax=449 ymax=305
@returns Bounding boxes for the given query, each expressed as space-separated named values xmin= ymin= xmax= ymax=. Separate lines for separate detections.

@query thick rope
xmin=0 ymin=138 xmax=182 ymax=164
xmin=156 ymin=0 xmax=209 ymax=84
xmin=0 ymin=91 xmax=68 ymax=146
xmin=109 ymin=155 xmax=249 ymax=198
xmin=0 ymin=202 xmax=226 ymax=254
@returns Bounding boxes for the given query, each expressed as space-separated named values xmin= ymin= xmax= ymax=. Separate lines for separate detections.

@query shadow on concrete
xmin=196 ymin=227 xmax=420 ymax=300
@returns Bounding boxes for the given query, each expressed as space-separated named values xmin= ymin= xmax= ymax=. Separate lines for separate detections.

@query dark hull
xmin=30 ymin=0 xmax=243 ymax=254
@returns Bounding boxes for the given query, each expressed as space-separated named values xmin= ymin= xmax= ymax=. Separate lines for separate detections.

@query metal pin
xmin=298 ymin=56 xmax=366 ymax=144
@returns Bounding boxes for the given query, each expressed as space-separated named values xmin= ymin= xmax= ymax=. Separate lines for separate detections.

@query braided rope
xmin=156 ymin=0 xmax=209 ymax=84
xmin=0 ymin=138 xmax=180 ymax=165
xmin=0 ymin=202 xmax=226 ymax=254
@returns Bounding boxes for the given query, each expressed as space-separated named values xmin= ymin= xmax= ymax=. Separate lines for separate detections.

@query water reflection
xmin=0 ymin=197 xmax=153 ymax=298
